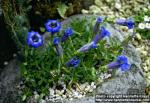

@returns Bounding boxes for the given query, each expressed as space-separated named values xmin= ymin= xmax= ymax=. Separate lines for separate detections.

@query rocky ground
xmin=82 ymin=0 xmax=150 ymax=18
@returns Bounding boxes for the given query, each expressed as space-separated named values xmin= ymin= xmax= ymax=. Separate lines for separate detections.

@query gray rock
xmin=0 ymin=59 xmax=21 ymax=103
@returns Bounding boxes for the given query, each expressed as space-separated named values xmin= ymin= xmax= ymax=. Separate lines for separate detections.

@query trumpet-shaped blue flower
xmin=107 ymin=55 xmax=131 ymax=71
xmin=93 ymin=16 xmax=104 ymax=34
xmin=93 ymin=26 xmax=110 ymax=44
xmin=53 ymin=37 xmax=60 ymax=45
xmin=116 ymin=18 xmax=135 ymax=29
xmin=126 ymin=19 xmax=135 ymax=29
xmin=77 ymin=41 xmax=95 ymax=52
xmin=53 ymin=37 xmax=63 ymax=56
xmin=116 ymin=18 xmax=126 ymax=25
xmin=66 ymin=57 xmax=80 ymax=68
xmin=97 ymin=16 xmax=104 ymax=23
xmin=45 ymin=20 xmax=61 ymax=34
xmin=27 ymin=31 xmax=43 ymax=48
xmin=77 ymin=27 xmax=110 ymax=52
xmin=61 ymin=27 xmax=74 ymax=42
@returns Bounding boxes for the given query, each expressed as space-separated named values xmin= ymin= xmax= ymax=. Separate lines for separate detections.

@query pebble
xmin=81 ymin=9 xmax=89 ymax=14
xmin=34 ymin=94 xmax=40 ymax=100
xmin=80 ymin=82 xmax=88 ymax=91
xmin=93 ymin=85 xmax=96 ymax=89
xmin=88 ymin=88 xmax=94 ymax=92
xmin=39 ymin=99 xmax=46 ymax=103
xmin=78 ymin=94 xmax=83 ymax=98
xmin=135 ymin=33 xmax=142 ymax=41
xmin=69 ymin=98 xmax=73 ymax=101
xmin=13 ymin=53 xmax=17 ymax=57
xmin=62 ymin=95 xmax=67 ymax=99
xmin=115 ymin=3 xmax=121 ymax=9
xmin=91 ymin=82 xmax=95 ymax=87
xmin=89 ymin=5 xmax=101 ymax=14
xmin=141 ymin=50 xmax=147 ymax=56
xmin=49 ymin=88 xmax=54 ymax=95
xmin=4 ymin=61 xmax=8 ymax=66
xmin=143 ymin=66 xmax=148 ymax=72
xmin=84 ymin=85 xmax=91 ymax=92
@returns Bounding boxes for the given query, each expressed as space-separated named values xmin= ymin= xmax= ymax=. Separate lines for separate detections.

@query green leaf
xmin=57 ymin=3 xmax=68 ymax=19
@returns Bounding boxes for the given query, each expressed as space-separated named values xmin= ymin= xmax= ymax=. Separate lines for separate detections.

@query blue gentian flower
xmin=77 ymin=41 xmax=95 ymax=52
xmin=77 ymin=27 xmax=110 ymax=52
xmin=107 ymin=55 xmax=131 ymax=71
xmin=66 ymin=57 xmax=80 ymax=68
xmin=27 ymin=31 xmax=43 ymax=48
xmin=61 ymin=27 xmax=74 ymax=42
xmin=126 ymin=19 xmax=135 ymax=29
xmin=45 ymin=20 xmax=61 ymax=34
xmin=93 ymin=16 xmax=104 ymax=34
xmin=116 ymin=18 xmax=126 ymax=25
xmin=116 ymin=18 xmax=135 ymax=29
xmin=93 ymin=26 xmax=110 ymax=44
xmin=96 ymin=16 xmax=104 ymax=23
xmin=53 ymin=37 xmax=63 ymax=56
xmin=53 ymin=37 xmax=60 ymax=45
xmin=92 ymin=42 xmax=97 ymax=48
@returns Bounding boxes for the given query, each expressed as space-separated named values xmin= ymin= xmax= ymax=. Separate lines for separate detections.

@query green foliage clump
xmin=21 ymin=18 xmax=123 ymax=100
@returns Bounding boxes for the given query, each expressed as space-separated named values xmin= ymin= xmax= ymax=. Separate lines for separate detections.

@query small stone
xmin=69 ymin=98 xmax=73 ymax=101
xmin=13 ymin=53 xmax=17 ymax=57
xmin=73 ymin=91 xmax=79 ymax=98
xmin=80 ymin=82 xmax=88 ymax=91
xmin=62 ymin=95 xmax=67 ymax=99
xmin=85 ymin=85 xmax=91 ymax=92
xmin=4 ymin=61 xmax=8 ymax=66
xmin=55 ymin=96 xmax=62 ymax=100
xmin=39 ymin=99 xmax=46 ymax=103
xmin=146 ymin=59 xmax=150 ymax=66
xmin=49 ymin=88 xmax=54 ymax=95
xmin=60 ymin=90 xmax=65 ymax=94
xmin=91 ymin=82 xmax=95 ymax=87
xmin=133 ymin=41 xmax=139 ymax=46
xmin=144 ymin=16 xmax=150 ymax=22
xmin=55 ymin=90 xmax=61 ymax=94
xmin=141 ymin=50 xmax=147 ymax=56
xmin=135 ymin=33 xmax=142 ymax=41
xmin=78 ymin=94 xmax=83 ymax=98
xmin=45 ymin=96 xmax=49 ymax=101
xmin=89 ymin=5 xmax=101 ymax=14
xmin=95 ymin=0 xmax=102 ymax=7
xmin=55 ymin=94 xmax=60 ymax=97
xmin=81 ymin=9 xmax=89 ymax=14
xmin=143 ymin=66 xmax=148 ymax=72
xmin=34 ymin=94 xmax=40 ymax=100
xmin=88 ymin=88 xmax=94 ymax=92
xmin=93 ymin=85 xmax=96 ymax=89
xmin=148 ymin=76 xmax=150 ymax=80
xmin=115 ymin=3 xmax=121 ymax=9
xmin=145 ymin=23 xmax=150 ymax=29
